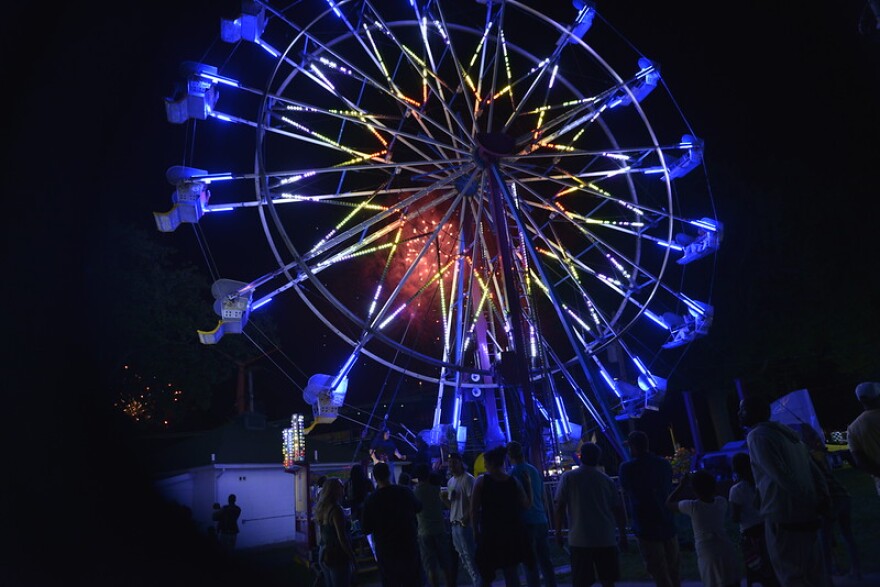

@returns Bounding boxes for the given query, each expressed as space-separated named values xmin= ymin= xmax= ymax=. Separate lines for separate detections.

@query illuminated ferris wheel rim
xmin=157 ymin=0 xmax=721 ymax=430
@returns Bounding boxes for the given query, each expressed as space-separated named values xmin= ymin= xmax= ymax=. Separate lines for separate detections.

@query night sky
xmin=5 ymin=1 xmax=880 ymax=583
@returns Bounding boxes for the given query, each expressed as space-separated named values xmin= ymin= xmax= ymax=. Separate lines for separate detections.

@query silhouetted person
xmin=362 ymin=461 xmax=423 ymax=587
xmin=471 ymin=445 xmax=531 ymax=587
xmin=316 ymin=477 xmax=357 ymax=587
xmin=618 ymin=430 xmax=681 ymax=587
xmin=443 ymin=452 xmax=481 ymax=587
xmin=345 ymin=463 xmax=373 ymax=532
xmin=210 ymin=501 xmax=222 ymax=542
xmin=217 ymin=494 xmax=241 ymax=551
xmin=414 ymin=464 xmax=457 ymax=587
xmin=847 ymin=381 xmax=880 ymax=497
xmin=507 ymin=440 xmax=557 ymax=587
xmin=728 ymin=452 xmax=779 ymax=587
xmin=554 ymin=442 xmax=628 ymax=587
xmin=739 ymin=395 xmax=830 ymax=587
xmin=667 ymin=470 xmax=741 ymax=587
xmin=802 ymin=428 xmax=862 ymax=578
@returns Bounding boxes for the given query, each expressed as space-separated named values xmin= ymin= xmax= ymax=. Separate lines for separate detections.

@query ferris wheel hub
xmin=474 ymin=132 xmax=517 ymax=167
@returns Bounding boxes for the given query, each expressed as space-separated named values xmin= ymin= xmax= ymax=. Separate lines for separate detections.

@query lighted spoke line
xmin=497 ymin=170 xmax=653 ymax=329
xmin=352 ymin=11 xmax=474 ymax=159
xmin=270 ymin=85 xmax=454 ymax=171
xmin=431 ymin=2 xmax=479 ymax=132
xmin=502 ymin=202 xmax=614 ymax=339
xmin=530 ymin=219 xmax=682 ymax=335
xmin=485 ymin=169 xmax=627 ymax=432
xmin=482 ymin=2 xmax=507 ymax=134
xmin=272 ymin=98 xmax=472 ymax=158
xmin=497 ymin=161 xmax=638 ymax=220
xmin=500 ymin=2 xmax=591 ymax=135
xmin=270 ymin=21 xmax=460 ymax=169
xmin=499 ymin=49 xmax=561 ymax=136
xmin=518 ymin=98 xmax=607 ymax=151
xmin=466 ymin=190 xmax=511 ymax=341
xmin=268 ymin=188 xmax=463 ymax=363
xmin=505 ymin=144 xmax=688 ymax=163
xmin=270 ymin=22 xmax=472 ymax=162
xmin=407 ymin=3 xmax=468 ymax=163
xmin=301 ymin=185 xmax=459 ymax=273
xmin=444 ymin=178 xmax=491 ymax=368
xmin=503 ymin=160 xmax=680 ymax=221
xmin=258 ymin=102 xmax=468 ymax=185
xmin=514 ymin=67 xmax=656 ymax=150
xmin=359 ymin=7 xmax=421 ymax=110
xmin=363 ymin=189 xmax=466 ymax=333
xmin=457 ymin=202 xmax=505 ymax=351
xmin=270 ymin=163 xmax=469 ymax=203
xmin=500 ymin=163 xmax=638 ymax=223
xmin=194 ymin=159 xmax=469 ymax=196
xmin=502 ymin=168 xmax=658 ymax=294
xmin=299 ymin=166 xmax=472 ymax=263
xmin=471 ymin=2 xmax=496 ymax=130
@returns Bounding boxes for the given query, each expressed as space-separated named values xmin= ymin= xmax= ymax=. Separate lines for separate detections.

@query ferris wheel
xmin=156 ymin=0 xmax=721 ymax=460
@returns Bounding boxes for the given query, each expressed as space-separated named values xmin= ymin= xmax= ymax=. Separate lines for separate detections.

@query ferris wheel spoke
xmin=280 ymin=28 xmax=472 ymax=157
xmin=301 ymin=178 xmax=463 ymax=265
xmin=430 ymin=4 xmax=480 ymax=131
xmin=364 ymin=190 xmax=467 ymax=332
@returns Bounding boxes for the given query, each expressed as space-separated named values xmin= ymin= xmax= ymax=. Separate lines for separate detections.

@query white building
xmin=147 ymin=413 xmax=357 ymax=550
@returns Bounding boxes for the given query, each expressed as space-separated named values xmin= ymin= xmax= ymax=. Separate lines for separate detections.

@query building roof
xmin=139 ymin=413 xmax=368 ymax=477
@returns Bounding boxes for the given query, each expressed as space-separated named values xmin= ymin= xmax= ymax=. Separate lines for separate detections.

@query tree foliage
xmin=85 ymin=223 xmax=278 ymax=431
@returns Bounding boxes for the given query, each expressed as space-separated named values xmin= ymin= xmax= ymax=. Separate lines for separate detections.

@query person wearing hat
xmin=847 ymin=382 xmax=880 ymax=496
xmin=618 ymin=430 xmax=681 ymax=587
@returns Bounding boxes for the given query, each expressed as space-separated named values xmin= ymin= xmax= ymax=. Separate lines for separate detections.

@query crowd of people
xmin=309 ymin=381 xmax=879 ymax=587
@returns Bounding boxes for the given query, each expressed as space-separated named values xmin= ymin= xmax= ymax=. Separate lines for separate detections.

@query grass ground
xmin=238 ymin=464 xmax=879 ymax=585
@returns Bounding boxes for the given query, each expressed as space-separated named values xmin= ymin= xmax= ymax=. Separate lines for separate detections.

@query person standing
xmin=443 ymin=452 xmax=481 ymax=587
xmin=217 ymin=493 xmax=242 ymax=551
xmin=847 ymin=381 xmax=880 ymax=497
xmin=802 ymin=427 xmax=862 ymax=578
xmin=344 ymin=462 xmax=374 ymax=533
xmin=554 ymin=442 xmax=628 ymax=587
xmin=361 ymin=461 xmax=423 ymax=587
xmin=471 ymin=445 xmax=531 ymax=587
xmin=414 ymin=464 xmax=457 ymax=587
xmin=666 ymin=470 xmax=741 ymax=587
xmin=507 ymin=440 xmax=557 ymax=587
xmin=315 ymin=478 xmax=357 ymax=587
xmin=618 ymin=430 xmax=681 ymax=587
xmin=728 ymin=453 xmax=779 ymax=587
xmin=209 ymin=501 xmax=222 ymax=542
xmin=738 ymin=395 xmax=831 ymax=587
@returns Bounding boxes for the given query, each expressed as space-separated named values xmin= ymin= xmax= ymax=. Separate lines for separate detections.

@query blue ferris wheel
xmin=156 ymin=0 xmax=721 ymax=462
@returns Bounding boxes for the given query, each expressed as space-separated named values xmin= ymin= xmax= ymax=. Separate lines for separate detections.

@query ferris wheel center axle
xmin=474 ymin=132 xmax=517 ymax=166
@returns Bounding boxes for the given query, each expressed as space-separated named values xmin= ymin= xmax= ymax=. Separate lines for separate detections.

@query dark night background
xmin=5 ymin=1 xmax=879 ymax=584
